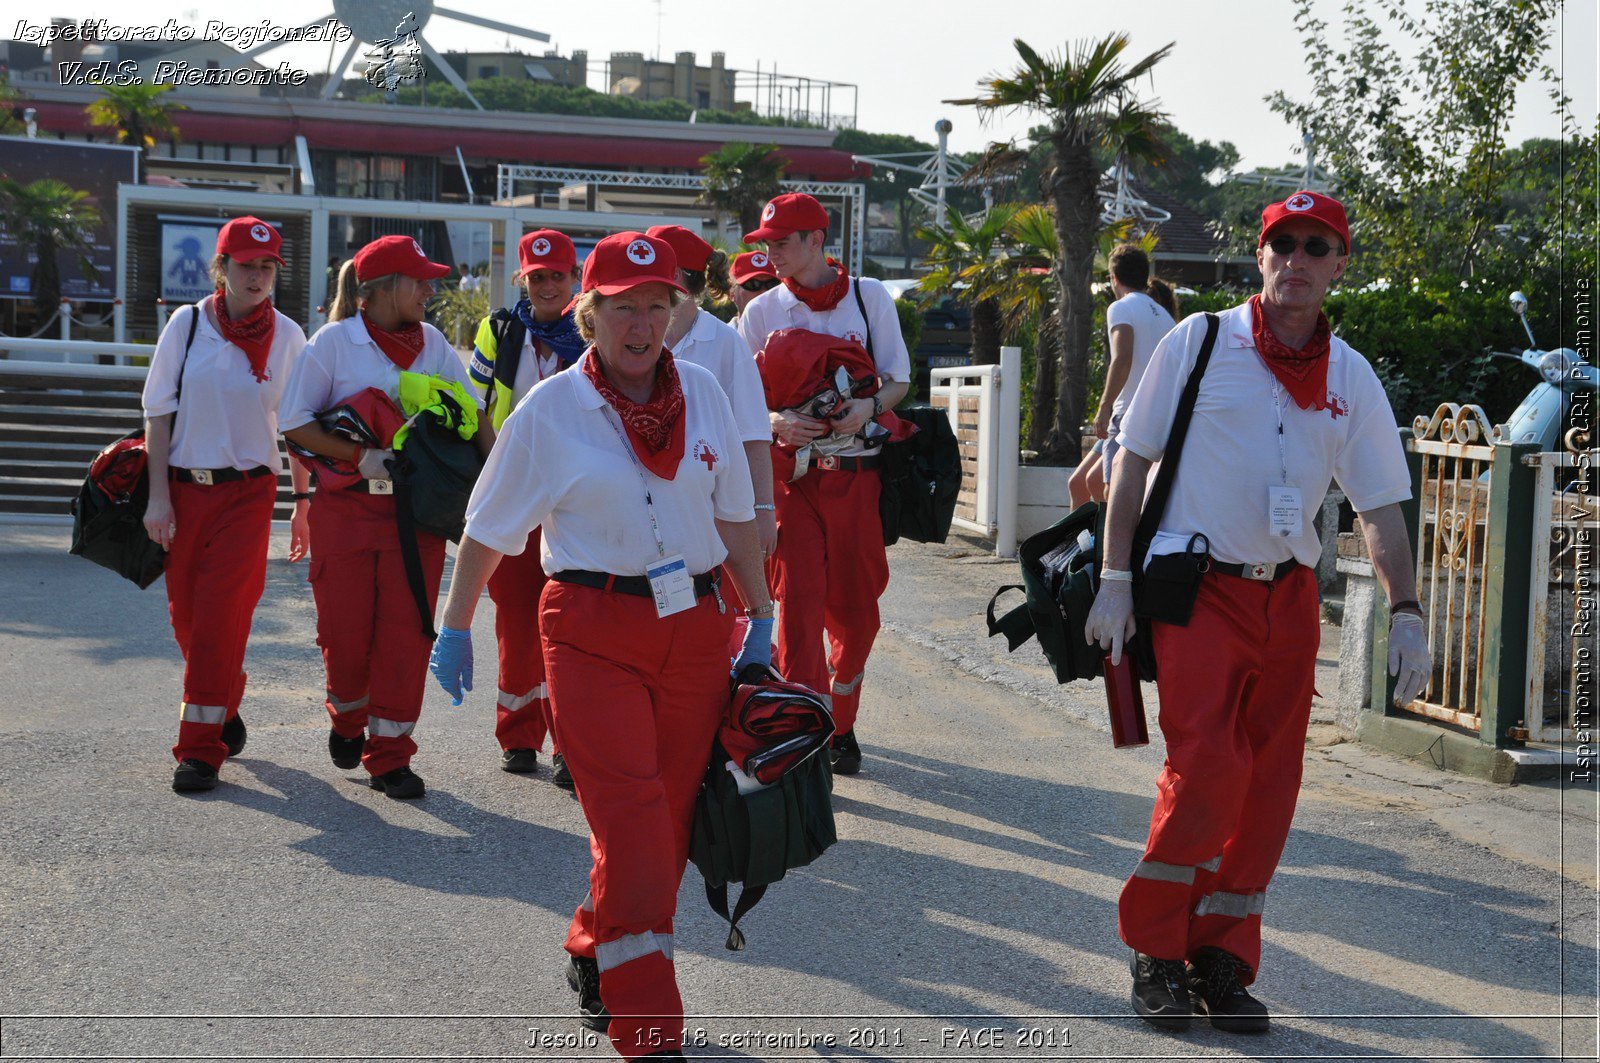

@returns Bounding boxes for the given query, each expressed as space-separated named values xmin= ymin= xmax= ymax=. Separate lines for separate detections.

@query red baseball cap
xmin=580 ymin=232 xmax=688 ymax=297
xmin=353 ymin=235 xmax=452 ymax=283
xmin=216 ymin=216 xmax=285 ymax=265
xmin=516 ymin=229 xmax=577 ymax=278
xmin=1258 ymin=190 xmax=1350 ymax=252
xmin=730 ymin=250 xmax=778 ymax=284
xmin=744 ymin=192 xmax=829 ymax=243
xmin=645 ymin=224 xmax=713 ymax=271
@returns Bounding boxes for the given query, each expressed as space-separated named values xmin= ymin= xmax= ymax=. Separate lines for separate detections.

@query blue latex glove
xmin=733 ymin=615 xmax=775 ymax=677
xmin=429 ymin=626 xmax=473 ymax=706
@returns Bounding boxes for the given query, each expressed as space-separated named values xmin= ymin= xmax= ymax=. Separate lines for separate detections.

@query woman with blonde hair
xmin=279 ymin=235 xmax=494 ymax=799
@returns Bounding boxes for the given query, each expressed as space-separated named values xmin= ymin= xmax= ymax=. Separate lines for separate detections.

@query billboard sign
xmin=0 ymin=135 xmax=138 ymax=302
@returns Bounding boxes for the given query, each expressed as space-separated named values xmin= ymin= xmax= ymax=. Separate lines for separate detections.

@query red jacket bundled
xmin=755 ymin=328 xmax=911 ymax=482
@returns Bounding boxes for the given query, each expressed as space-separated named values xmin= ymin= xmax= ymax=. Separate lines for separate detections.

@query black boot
xmin=172 ymin=759 xmax=218 ymax=793
xmin=551 ymin=752 xmax=575 ymax=792
xmin=328 ymin=727 xmax=365 ymax=770
xmin=370 ymin=766 xmax=425 ymax=800
xmin=1188 ymin=946 xmax=1269 ymax=1033
xmin=565 ymin=954 xmax=610 ymax=1031
xmin=501 ymin=748 xmax=538 ymax=774
xmin=829 ymin=730 xmax=862 ymax=775
xmin=221 ymin=714 xmax=247 ymax=757
xmin=1130 ymin=950 xmax=1192 ymax=1030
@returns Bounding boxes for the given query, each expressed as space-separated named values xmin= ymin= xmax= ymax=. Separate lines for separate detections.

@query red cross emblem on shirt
xmin=694 ymin=440 xmax=718 ymax=471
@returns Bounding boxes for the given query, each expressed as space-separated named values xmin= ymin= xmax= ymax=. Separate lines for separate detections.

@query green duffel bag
xmin=689 ymin=741 xmax=837 ymax=951
xmin=985 ymin=501 xmax=1111 ymax=684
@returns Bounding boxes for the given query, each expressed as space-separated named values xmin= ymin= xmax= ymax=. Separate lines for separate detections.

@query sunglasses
xmin=1267 ymin=234 xmax=1342 ymax=257
xmin=740 ymin=278 xmax=779 ymax=292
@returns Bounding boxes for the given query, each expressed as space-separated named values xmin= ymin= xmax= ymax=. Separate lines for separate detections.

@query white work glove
xmin=357 ymin=447 xmax=395 ymax=480
xmin=1388 ymin=612 xmax=1431 ymax=707
xmin=1085 ymin=581 xmax=1137 ymax=666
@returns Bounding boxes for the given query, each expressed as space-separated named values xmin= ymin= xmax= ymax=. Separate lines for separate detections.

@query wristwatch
xmin=291 ymin=491 xmax=313 ymax=502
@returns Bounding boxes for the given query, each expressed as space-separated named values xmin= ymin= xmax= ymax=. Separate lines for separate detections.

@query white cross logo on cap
xmin=762 ymin=202 xmax=777 ymax=221
xmin=1285 ymin=193 xmax=1316 ymax=212
xmin=751 ymin=252 xmax=769 ymax=268
xmin=411 ymin=238 xmax=426 ymax=257
xmin=249 ymin=223 xmax=271 ymax=243
xmin=626 ymin=239 xmax=656 ymax=265
xmin=531 ymin=237 xmax=551 ymax=257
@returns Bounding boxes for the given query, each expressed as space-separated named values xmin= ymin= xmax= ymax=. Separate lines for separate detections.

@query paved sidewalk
xmin=0 ymin=522 xmax=1594 ymax=1061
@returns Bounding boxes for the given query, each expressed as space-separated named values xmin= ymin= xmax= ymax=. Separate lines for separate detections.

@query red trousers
xmin=165 ymin=475 xmax=275 ymax=769
xmin=1118 ymin=566 xmax=1319 ymax=980
xmin=542 ymin=580 xmax=731 ymax=1061
xmin=307 ymin=490 xmax=445 ymax=777
xmin=486 ymin=528 xmax=555 ymax=753
xmin=766 ymin=467 xmax=888 ymax=732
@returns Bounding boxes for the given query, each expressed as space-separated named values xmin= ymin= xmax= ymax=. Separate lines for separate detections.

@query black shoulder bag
xmin=985 ymin=312 xmax=1219 ymax=684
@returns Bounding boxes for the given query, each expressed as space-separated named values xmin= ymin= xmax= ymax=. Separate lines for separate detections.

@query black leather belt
xmin=554 ymin=568 xmax=720 ymax=599
xmin=814 ymin=453 xmax=881 ymax=472
xmin=1209 ymin=557 xmax=1301 ymax=582
xmin=170 ymin=465 xmax=274 ymax=486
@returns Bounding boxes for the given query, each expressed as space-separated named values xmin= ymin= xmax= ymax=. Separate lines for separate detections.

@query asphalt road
xmin=0 ymin=523 xmax=1595 ymax=1061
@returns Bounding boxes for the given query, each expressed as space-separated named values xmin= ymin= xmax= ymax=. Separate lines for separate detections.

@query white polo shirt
xmin=142 ymin=301 xmax=306 ymax=472
xmin=737 ymin=277 xmax=911 ymax=459
xmin=1118 ymin=300 xmax=1411 ymax=567
xmin=509 ymin=334 xmax=563 ymax=409
xmin=279 ymin=314 xmax=481 ymax=433
xmin=464 ymin=352 xmax=755 ymax=577
xmin=1105 ymin=290 xmax=1175 ymax=421
xmin=671 ymin=309 xmax=769 ymax=443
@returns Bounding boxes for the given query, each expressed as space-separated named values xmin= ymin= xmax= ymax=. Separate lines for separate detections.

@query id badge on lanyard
xmin=647 ymin=554 xmax=697 ymax=618
xmin=1267 ymin=377 xmax=1302 ymax=538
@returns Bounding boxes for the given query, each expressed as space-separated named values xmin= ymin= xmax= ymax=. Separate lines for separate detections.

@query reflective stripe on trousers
xmin=180 ymin=703 xmax=227 ymax=726
xmin=368 ymin=716 xmax=416 ymax=739
xmin=594 ymin=930 xmax=674 ymax=973
xmin=1195 ymin=890 xmax=1266 ymax=919
xmin=328 ymin=692 xmax=370 ymax=714
xmin=1132 ymin=855 xmax=1222 ymax=885
xmin=498 ymin=684 xmax=548 ymax=713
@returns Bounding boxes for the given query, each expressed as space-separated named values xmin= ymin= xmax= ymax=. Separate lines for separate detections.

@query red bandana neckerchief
xmin=361 ymin=312 xmax=426 ymax=371
xmin=1249 ymin=294 xmax=1334 ymax=413
xmin=211 ymin=291 xmax=275 ymax=382
xmin=783 ymin=257 xmax=851 ymax=312
xmin=582 ymin=350 xmax=687 ymax=480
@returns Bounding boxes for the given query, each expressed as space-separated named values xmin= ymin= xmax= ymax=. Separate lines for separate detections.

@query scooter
xmin=1492 ymin=290 xmax=1597 ymax=452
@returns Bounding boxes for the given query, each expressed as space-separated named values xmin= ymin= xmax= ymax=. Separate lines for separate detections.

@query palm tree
xmin=85 ymin=81 xmax=184 ymax=179
xmin=948 ymin=34 xmax=1172 ymax=462
xmin=915 ymin=203 xmax=1019 ymax=366
xmin=698 ymin=143 xmax=787 ymax=238
xmin=0 ymin=177 xmax=103 ymax=320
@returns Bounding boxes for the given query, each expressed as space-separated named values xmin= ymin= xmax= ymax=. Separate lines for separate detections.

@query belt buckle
xmin=191 ymin=469 xmax=214 ymax=486
xmin=1245 ymin=562 xmax=1277 ymax=581
xmin=370 ymin=479 xmax=393 ymax=496
xmin=818 ymin=455 xmax=839 ymax=471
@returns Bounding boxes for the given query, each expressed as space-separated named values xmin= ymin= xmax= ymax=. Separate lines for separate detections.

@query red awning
xmin=26 ymin=100 xmax=868 ymax=180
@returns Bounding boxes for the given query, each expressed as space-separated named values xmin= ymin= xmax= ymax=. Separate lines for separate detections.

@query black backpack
xmin=391 ymin=390 xmax=485 ymax=639
xmin=878 ymin=405 xmax=962 ymax=546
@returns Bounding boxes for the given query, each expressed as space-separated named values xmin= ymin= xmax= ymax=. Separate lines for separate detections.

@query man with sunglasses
xmin=729 ymin=250 xmax=780 ymax=321
xmin=1085 ymin=191 xmax=1431 ymax=1034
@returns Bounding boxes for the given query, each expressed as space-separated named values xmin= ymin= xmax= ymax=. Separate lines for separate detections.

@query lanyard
xmin=1268 ymin=376 xmax=1291 ymax=487
xmin=602 ymin=410 xmax=668 ymax=559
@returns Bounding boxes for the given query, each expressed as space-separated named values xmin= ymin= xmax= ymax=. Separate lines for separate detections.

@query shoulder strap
xmin=851 ymin=278 xmax=875 ymax=360
xmin=489 ymin=309 xmax=526 ymax=389
xmin=1131 ymin=312 xmax=1219 ymax=568
xmin=174 ymin=303 xmax=200 ymax=403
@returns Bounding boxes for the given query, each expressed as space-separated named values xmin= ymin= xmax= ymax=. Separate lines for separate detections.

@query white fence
xmin=930 ymin=345 xmax=1021 ymax=557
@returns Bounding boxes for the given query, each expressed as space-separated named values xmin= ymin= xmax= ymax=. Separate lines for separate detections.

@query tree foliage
xmin=85 ymin=81 xmax=183 ymax=175
xmin=697 ymin=142 xmax=788 ymax=238
xmin=948 ymin=34 xmax=1174 ymax=462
